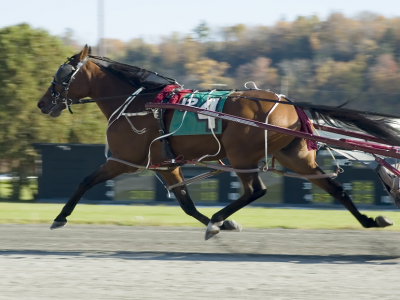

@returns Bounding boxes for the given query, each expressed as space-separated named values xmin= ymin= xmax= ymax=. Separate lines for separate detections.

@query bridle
xmin=48 ymin=54 xmax=179 ymax=114
xmin=50 ymin=55 xmax=90 ymax=113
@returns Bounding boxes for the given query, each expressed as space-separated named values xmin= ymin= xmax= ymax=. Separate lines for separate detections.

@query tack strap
xmin=243 ymin=81 xmax=282 ymax=171
xmin=264 ymin=94 xmax=282 ymax=171
xmin=146 ymin=91 xmax=198 ymax=167
xmin=105 ymin=87 xmax=145 ymax=159
xmin=197 ymin=89 xmax=222 ymax=162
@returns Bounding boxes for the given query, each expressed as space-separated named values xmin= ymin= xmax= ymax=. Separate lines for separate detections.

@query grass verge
xmin=1 ymin=202 xmax=400 ymax=230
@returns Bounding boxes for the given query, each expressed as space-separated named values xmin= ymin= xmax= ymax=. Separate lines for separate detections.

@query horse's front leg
xmin=157 ymin=167 xmax=242 ymax=231
xmin=51 ymin=160 xmax=129 ymax=229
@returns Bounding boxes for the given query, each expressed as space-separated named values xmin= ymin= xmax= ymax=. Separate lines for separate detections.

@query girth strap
xmin=155 ymin=108 xmax=176 ymax=160
xmin=153 ymin=87 xmax=184 ymax=160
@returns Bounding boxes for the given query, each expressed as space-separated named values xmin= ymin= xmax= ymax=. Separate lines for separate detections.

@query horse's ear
xmin=78 ymin=44 xmax=89 ymax=61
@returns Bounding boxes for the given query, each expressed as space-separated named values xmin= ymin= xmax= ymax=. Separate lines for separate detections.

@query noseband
xmin=50 ymin=56 xmax=90 ymax=113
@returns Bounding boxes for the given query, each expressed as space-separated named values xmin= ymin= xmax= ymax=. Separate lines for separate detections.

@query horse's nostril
xmin=38 ymin=101 xmax=45 ymax=108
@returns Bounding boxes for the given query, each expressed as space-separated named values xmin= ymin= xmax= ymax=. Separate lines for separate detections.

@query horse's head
xmin=37 ymin=45 xmax=93 ymax=117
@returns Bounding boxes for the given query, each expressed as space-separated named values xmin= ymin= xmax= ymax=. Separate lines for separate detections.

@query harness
xmin=48 ymin=58 xmax=340 ymax=191
xmin=153 ymin=86 xmax=185 ymax=160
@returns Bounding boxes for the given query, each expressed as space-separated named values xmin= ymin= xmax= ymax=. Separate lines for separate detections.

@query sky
xmin=1 ymin=0 xmax=399 ymax=45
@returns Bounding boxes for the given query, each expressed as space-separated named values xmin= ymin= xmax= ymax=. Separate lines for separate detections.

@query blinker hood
xmin=54 ymin=64 xmax=76 ymax=84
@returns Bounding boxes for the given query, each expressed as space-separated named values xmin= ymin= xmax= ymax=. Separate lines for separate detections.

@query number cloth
xmin=169 ymin=90 xmax=233 ymax=136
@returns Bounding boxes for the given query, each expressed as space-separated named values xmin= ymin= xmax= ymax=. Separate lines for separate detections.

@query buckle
xmin=152 ymin=109 xmax=161 ymax=119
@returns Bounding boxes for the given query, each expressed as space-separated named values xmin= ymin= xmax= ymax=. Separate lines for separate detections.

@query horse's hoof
xmin=50 ymin=221 xmax=67 ymax=230
xmin=205 ymin=221 xmax=223 ymax=240
xmin=223 ymin=220 xmax=243 ymax=232
xmin=376 ymin=215 xmax=394 ymax=227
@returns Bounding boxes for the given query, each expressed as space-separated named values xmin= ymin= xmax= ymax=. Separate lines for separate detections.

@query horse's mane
xmin=88 ymin=55 xmax=179 ymax=90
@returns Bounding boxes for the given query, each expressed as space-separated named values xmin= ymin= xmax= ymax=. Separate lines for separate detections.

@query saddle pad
xmin=169 ymin=90 xmax=233 ymax=136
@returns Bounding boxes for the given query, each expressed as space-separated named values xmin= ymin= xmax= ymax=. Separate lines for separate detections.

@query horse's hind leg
xmin=51 ymin=160 xmax=129 ymax=229
xmin=156 ymin=167 xmax=242 ymax=231
xmin=274 ymin=137 xmax=393 ymax=228
xmin=204 ymin=145 xmax=267 ymax=240
xmin=206 ymin=171 xmax=266 ymax=239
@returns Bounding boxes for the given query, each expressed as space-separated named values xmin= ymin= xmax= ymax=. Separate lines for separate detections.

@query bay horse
xmin=38 ymin=45 xmax=398 ymax=239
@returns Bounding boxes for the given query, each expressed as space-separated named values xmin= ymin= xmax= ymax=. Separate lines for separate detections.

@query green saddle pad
xmin=169 ymin=90 xmax=233 ymax=136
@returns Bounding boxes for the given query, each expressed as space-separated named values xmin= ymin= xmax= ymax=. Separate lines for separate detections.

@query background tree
xmin=185 ymin=58 xmax=232 ymax=89
xmin=236 ymin=57 xmax=279 ymax=91
xmin=0 ymin=24 xmax=106 ymax=199
xmin=193 ymin=21 xmax=210 ymax=42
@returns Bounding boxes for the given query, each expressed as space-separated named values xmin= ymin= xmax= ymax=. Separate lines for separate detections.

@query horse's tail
xmin=298 ymin=104 xmax=400 ymax=146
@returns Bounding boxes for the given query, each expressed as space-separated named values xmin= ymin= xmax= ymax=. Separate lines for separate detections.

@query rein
xmin=64 ymin=87 xmax=400 ymax=120
xmin=70 ymin=91 xmax=163 ymax=105
xmin=50 ymin=53 xmax=400 ymax=121
xmin=237 ymin=95 xmax=400 ymax=119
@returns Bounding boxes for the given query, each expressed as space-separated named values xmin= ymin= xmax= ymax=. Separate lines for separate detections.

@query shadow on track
xmin=1 ymin=250 xmax=399 ymax=265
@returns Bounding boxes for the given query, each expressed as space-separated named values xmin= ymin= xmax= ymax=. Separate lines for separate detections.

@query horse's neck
xmin=90 ymin=72 xmax=144 ymax=120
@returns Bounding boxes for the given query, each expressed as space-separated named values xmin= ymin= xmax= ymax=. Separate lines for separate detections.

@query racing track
xmin=1 ymin=224 xmax=400 ymax=300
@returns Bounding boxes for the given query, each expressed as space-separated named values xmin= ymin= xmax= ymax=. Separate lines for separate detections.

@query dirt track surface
xmin=1 ymin=224 xmax=400 ymax=300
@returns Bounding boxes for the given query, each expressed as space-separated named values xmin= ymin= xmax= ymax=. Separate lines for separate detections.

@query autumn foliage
xmin=108 ymin=13 xmax=400 ymax=113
